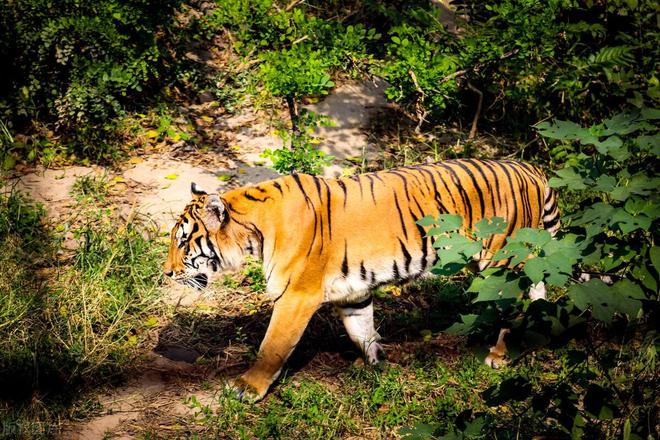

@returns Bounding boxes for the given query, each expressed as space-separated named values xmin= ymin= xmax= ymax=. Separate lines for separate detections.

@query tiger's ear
xmin=203 ymin=194 xmax=226 ymax=230
xmin=191 ymin=182 xmax=207 ymax=197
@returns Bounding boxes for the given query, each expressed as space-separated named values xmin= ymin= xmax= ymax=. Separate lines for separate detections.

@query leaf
xmin=567 ymin=279 xmax=645 ymax=323
xmin=474 ymin=216 xmax=507 ymax=238
xmin=129 ymin=157 xmax=144 ymax=165
xmin=444 ymin=314 xmax=479 ymax=335
xmin=146 ymin=129 xmax=159 ymax=138
xmin=482 ymin=376 xmax=532 ymax=406
xmin=164 ymin=173 xmax=178 ymax=180
xmin=549 ymin=167 xmax=588 ymax=190
xmin=523 ymin=257 xmax=545 ymax=283
xmin=416 ymin=215 xmax=436 ymax=227
xmin=433 ymin=234 xmax=482 ymax=264
xmin=651 ymin=246 xmax=660 ymax=274
xmin=470 ymin=272 xmax=525 ymax=302
xmin=510 ymin=228 xmax=552 ymax=246
xmin=433 ymin=214 xmax=464 ymax=233
xmin=493 ymin=241 xmax=530 ymax=266
xmin=535 ymin=120 xmax=592 ymax=142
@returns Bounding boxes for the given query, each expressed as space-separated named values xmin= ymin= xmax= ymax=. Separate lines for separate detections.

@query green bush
xmin=0 ymin=0 xmax=184 ymax=157
xmin=378 ymin=0 xmax=659 ymax=130
xmin=410 ymin=109 xmax=658 ymax=438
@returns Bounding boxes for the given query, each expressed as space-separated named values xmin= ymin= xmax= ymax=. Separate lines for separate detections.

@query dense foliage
xmin=0 ymin=0 xmax=185 ymax=159
xmin=416 ymin=110 xmax=658 ymax=438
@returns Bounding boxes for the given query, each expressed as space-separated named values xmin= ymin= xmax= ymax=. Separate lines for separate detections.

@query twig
xmin=290 ymin=35 xmax=309 ymax=46
xmin=439 ymin=48 xmax=520 ymax=84
xmin=408 ymin=69 xmax=428 ymax=132
xmin=466 ymin=81 xmax=482 ymax=139
xmin=285 ymin=0 xmax=303 ymax=11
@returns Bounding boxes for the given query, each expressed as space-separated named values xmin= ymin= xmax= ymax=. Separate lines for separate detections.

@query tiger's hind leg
xmin=484 ymin=281 xmax=547 ymax=368
xmin=335 ymin=296 xmax=383 ymax=364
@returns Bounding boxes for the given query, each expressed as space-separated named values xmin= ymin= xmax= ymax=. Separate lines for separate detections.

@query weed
xmin=70 ymin=174 xmax=109 ymax=203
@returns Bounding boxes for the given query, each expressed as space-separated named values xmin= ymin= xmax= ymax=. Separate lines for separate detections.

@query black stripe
xmin=337 ymin=180 xmax=348 ymax=208
xmin=504 ymin=162 xmax=531 ymax=227
xmin=393 ymin=261 xmax=400 ymax=279
xmin=292 ymin=173 xmax=313 ymax=207
xmin=417 ymin=166 xmax=449 ymax=214
xmin=479 ymin=160 xmax=504 ymax=217
xmin=365 ymin=174 xmax=377 ymax=204
xmin=491 ymin=160 xmax=518 ymax=236
xmin=360 ymin=261 xmax=367 ymax=280
xmin=273 ymin=181 xmax=283 ymax=194
xmin=389 ymin=170 xmax=411 ymax=201
xmin=341 ymin=241 xmax=349 ymax=276
xmin=465 ymin=159 xmax=496 ymax=217
xmin=339 ymin=295 xmax=373 ymax=309
xmin=399 ymin=238 xmax=412 ymax=273
xmin=244 ymin=192 xmax=270 ymax=202
xmin=437 ymin=163 xmax=473 ymax=227
xmin=323 ymin=179 xmax=333 ymax=241
xmin=393 ymin=190 xmax=409 ymax=240
xmin=544 ymin=216 xmax=559 ymax=229
xmin=312 ymin=175 xmax=323 ymax=202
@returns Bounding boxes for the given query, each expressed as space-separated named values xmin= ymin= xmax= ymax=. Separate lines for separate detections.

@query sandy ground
xmin=8 ymin=79 xmax=390 ymax=439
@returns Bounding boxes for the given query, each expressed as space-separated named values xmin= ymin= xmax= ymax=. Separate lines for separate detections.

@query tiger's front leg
xmin=232 ymin=290 xmax=322 ymax=401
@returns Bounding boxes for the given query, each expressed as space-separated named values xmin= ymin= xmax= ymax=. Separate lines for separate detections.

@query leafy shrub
xmin=409 ymin=109 xmax=658 ymax=438
xmin=262 ymin=109 xmax=334 ymax=174
xmin=378 ymin=0 xmax=660 ymax=130
xmin=0 ymin=0 xmax=185 ymax=157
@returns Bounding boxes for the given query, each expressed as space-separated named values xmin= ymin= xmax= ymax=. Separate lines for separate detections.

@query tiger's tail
xmin=542 ymin=185 xmax=561 ymax=236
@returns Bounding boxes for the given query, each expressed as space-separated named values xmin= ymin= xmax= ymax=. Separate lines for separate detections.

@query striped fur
xmin=164 ymin=159 xmax=559 ymax=399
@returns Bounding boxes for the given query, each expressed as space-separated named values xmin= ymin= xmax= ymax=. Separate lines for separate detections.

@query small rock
xmin=199 ymin=91 xmax=215 ymax=103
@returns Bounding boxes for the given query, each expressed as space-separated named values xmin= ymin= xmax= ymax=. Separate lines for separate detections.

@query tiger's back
xmin=254 ymin=159 xmax=557 ymax=304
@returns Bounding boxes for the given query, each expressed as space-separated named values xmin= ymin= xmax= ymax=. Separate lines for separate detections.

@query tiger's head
xmin=164 ymin=183 xmax=252 ymax=289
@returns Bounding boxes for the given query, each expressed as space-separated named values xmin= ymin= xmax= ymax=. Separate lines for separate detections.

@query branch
xmin=466 ymin=81 xmax=483 ymax=139
xmin=439 ymin=48 xmax=520 ymax=84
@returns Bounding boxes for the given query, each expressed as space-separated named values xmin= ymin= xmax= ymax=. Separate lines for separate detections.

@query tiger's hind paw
xmin=365 ymin=341 xmax=385 ymax=365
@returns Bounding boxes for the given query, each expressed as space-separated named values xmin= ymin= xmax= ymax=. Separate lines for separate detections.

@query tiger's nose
xmin=164 ymin=270 xmax=174 ymax=277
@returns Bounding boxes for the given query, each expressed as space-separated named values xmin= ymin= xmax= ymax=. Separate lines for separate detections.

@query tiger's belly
xmin=323 ymin=253 xmax=428 ymax=304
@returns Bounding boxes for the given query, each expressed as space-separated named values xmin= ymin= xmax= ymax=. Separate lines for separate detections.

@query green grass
xmin=0 ymin=183 xmax=167 ymax=436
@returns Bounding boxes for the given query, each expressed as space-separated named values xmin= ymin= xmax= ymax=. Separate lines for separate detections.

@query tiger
xmin=164 ymin=158 xmax=560 ymax=401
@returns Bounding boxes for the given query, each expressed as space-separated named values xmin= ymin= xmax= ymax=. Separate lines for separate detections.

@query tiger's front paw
xmin=228 ymin=376 xmax=268 ymax=402
xmin=484 ymin=350 xmax=508 ymax=369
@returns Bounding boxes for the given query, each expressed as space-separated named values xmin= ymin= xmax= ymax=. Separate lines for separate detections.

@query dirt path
xmin=9 ymin=80 xmax=389 ymax=439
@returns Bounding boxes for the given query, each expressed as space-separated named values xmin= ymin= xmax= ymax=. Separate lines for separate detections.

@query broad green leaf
xmin=444 ymin=314 xmax=479 ymax=335
xmin=433 ymin=214 xmax=463 ymax=232
xmin=535 ymin=120 xmax=592 ymax=142
xmin=523 ymin=257 xmax=545 ymax=283
xmin=510 ymin=228 xmax=552 ymax=246
xmin=474 ymin=216 xmax=507 ymax=238
xmin=493 ymin=241 xmax=530 ymax=266
xmin=433 ymin=234 xmax=482 ymax=264
xmin=568 ymin=279 xmax=645 ymax=323
xmin=470 ymin=272 xmax=525 ymax=302
xmin=549 ymin=167 xmax=589 ymax=190
xmin=610 ymin=209 xmax=652 ymax=234
xmin=650 ymin=246 xmax=660 ymax=274
xmin=416 ymin=215 xmax=436 ymax=227
xmin=593 ymin=174 xmax=616 ymax=192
